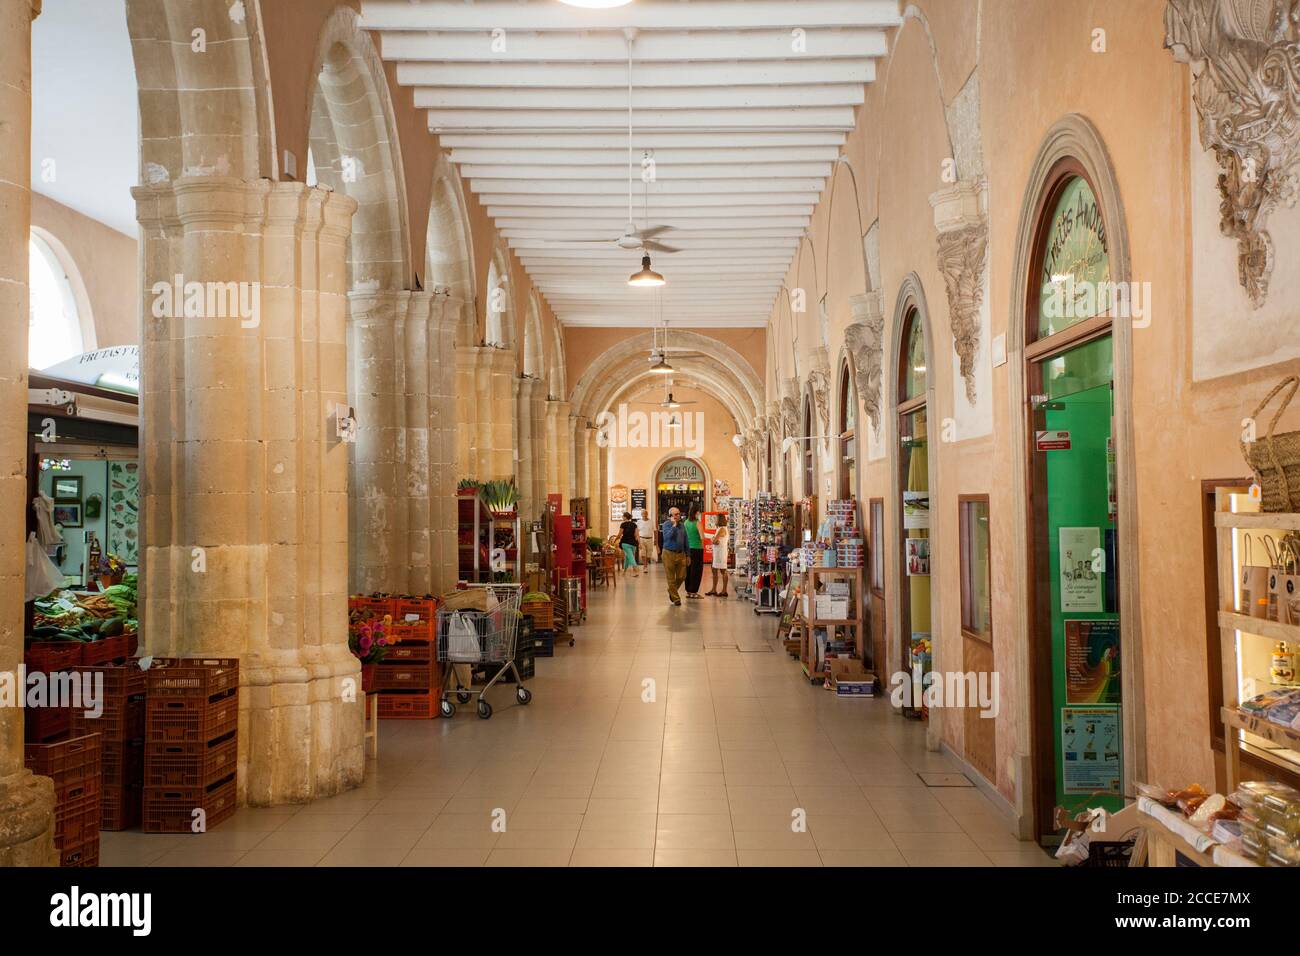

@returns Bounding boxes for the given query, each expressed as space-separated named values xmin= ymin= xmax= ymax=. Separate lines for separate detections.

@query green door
xmin=1039 ymin=335 xmax=1123 ymax=818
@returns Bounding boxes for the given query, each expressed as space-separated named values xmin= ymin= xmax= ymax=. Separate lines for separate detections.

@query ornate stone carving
xmin=807 ymin=347 xmax=832 ymax=438
xmin=845 ymin=292 xmax=886 ymax=433
xmin=930 ymin=179 xmax=988 ymax=405
xmin=1166 ymin=0 xmax=1300 ymax=307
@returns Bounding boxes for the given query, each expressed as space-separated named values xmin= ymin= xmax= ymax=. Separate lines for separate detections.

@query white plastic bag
xmin=25 ymin=532 xmax=66 ymax=600
xmin=447 ymin=610 xmax=481 ymax=662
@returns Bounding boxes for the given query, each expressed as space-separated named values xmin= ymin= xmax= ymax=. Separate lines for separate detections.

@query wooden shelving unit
xmin=800 ymin=564 xmax=866 ymax=683
xmin=1213 ymin=488 xmax=1300 ymax=789
xmin=457 ymin=493 xmax=493 ymax=582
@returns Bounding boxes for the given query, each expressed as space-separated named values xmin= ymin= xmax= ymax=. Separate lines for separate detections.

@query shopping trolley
xmin=436 ymin=583 xmax=532 ymax=719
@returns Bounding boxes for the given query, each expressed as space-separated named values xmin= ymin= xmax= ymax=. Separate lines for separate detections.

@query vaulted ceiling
xmin=362 ymin=0 xmax=899 ymax=328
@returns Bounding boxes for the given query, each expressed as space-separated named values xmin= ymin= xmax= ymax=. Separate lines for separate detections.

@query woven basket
xmin=1242 ymin=375 xmax=1300 ymax=513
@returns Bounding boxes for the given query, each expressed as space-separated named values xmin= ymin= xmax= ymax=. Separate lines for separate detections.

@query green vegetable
xmin=31 ymin=625 xmax=60 ymax=639
xmin=99 ymin=618 xmax=125 ymax=637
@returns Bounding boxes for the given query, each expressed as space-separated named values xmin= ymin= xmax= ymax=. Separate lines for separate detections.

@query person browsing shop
xmin=683 ymin=503 xmax=705 ymax=599
xmin=618 ymin=512 xmax=641 ymax=578
xmin=660 ymin=507 xmax=688 ymax=606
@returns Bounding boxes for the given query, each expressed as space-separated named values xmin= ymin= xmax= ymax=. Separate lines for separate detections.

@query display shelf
xmin=1137 ymin=798 xmax=1257 ymax=868
xmin=1213 ymin=487 xmax=1300 ymax=789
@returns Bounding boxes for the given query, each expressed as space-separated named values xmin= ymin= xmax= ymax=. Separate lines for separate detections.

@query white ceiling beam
xmin=472 ymin=178 xmax=823 ymax=194
xmin=503 ymin=228 xmax=804 ymax=240
xmin=429 ymin=106 xmax=855 ymax=131
xmin=560 ymin=317 xmax=767 ymax=328
xmin=440 ymin=131 xmax=846 ymax=149
xmin=397 ymin=59 xmax=874 ymax=89
xmin=464 ymin=162 xmax=834 ymax=180
xmin=497 ymin=217 xmax=810 ymax=230
xmin=511 ymin=237 xmax=797 ymax=249
xmin=415 ymin=85 xmax=864 ymax=111
xmin=490 ymin=205 xmax=814 ymax=218
xmin=455 ymin=147 xmax=840 ymax=166
xmin=484 ymin=191 xmax=819 ymax=206
xmin=363 ymin=1 xmax=900 ymax=31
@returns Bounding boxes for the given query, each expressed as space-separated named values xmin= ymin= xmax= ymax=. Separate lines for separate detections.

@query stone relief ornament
xmin=781 ymin=378 xmax=801 ymax=437
xmin=930 ymin=180 xmax=987 ymax=405
xmin=808 ymin=358 xmax=831 ymax=438
xmin=845 ymin=292 xmax=886 ymax=433
xmin=1165 ymin=0 xmax=1300 ymax=307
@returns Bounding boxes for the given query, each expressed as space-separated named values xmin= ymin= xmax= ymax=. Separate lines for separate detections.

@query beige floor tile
xmin=415 ymin=828 xmax=500 ymax=850
xmin=654 ymin=848 xmax=737 ymax=867
xmin=987 ymin=847 xmax=1059 ymax=867
xmin=899 ymin=848 xmax=992 ymax=867
xmin=655 ymin=827 xmax=736 ymax=850
xmin=655 ymin=812 xmax=733 ymax=832
xmin=737 ymin=849 xmax=823 ymax=867
xmin=485 ymin=848 xmax=574 ymax=867
xmin=570 ymin=848 xmax=654 ymax=867
xmin=496 ymin=828 xmax=580 ymax=849
xmin=657 ymin=794 xmax=731 ymax=815
xmin=401 ymin=848 xmax=492 ymax=867
xmin=576 ymin=827 xmax=656 ymax=849
xmin=150 ymin=849 xmax=248 ymax=867
xmin=733 ymin=829 xmax=817 ymax=851
xmin=888 ymin=830 xmax=981 ymax=852
xmin=335 ymin=829 xmax=424 ymax=852
xmin=318 ymin=846 xmax=414 ymax=867
xmin=819 ymin=849 xmax=907 ymax=867
xmin=255 ymin=828 xmax=349 ymax=852
xmin=236 ymin=848 xmax=330 ymax=867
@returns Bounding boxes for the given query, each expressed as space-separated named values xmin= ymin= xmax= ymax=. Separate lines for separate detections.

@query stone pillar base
xmin=0 ymin=770 xmax=56 ymax=866
xmin=240 ymin=653 xmax=364 ymax=806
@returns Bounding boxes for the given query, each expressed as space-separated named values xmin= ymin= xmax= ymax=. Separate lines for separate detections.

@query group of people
xmin=616 ymin=504 xmax=729 ymax=606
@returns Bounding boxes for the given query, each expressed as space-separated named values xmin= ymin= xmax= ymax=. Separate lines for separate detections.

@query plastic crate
xmin=522 ymin=600 xmax=553 ymax=631
xmin=387 ymin=620 xmax=434 ymax=646
xmin=70 ymin=665 xmax=146 ymax=740
xmin=1087 ymin=837 xmax=1136 ymax=867
xmin=145 ymin=689 xmax=238 ymax=745
xmin=375 ymin=663 xmax=434 ymax=691
xmin=394 ymin=597 xmax=438 ymax=625
xmin=25 ymin=734 xmax=102 ymax=798
xmin=100 ymin=784 xmax=142 ymax=831
xmin=349 ymin=596 xmax=395 ymax=618
xmin=142 ymin=773 xmax=236 ymax=833
xmin=101 ymin=739 xmax=144 ymax=788
xmin=60 ymin=840 xmax=99 ymax=868
xmin=24 ymin=642 xmax=82 ymax=672
xmin=80 ymin=634 xmax=129 ymax=667
xmin=145 ymin=658 xmax=239 ymax=700
xmin=55 ymin=787 xmax=102 ymax=850
xmin=377 ymin=690 xmax=438 ymax=719
xmin=144 ymin=732 xmax=237 ymax=789
xmin=24 ymin=705 xmax=70 ymax=742
xmin=383 ymin=641 xmax=433 ymax=662
xmin=530 ymin=630 xmax=555 ymax=658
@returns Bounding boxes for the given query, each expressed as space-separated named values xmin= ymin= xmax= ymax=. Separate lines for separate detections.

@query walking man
xmin=636 ymin=510 xmax=654 ymax=565
xmin=660 ymin=507 xmax=688 ymax=606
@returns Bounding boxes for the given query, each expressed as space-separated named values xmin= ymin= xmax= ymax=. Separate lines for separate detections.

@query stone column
xmin=455 ymin=346 xmax=479 ymax=478
xmin=488 ymin=348 xmax=516 ymax=481
xmin=133 ymin=178 xmax=362 ymax=805
xmin=596 ymin=444 xmax=610 ymax=536
xmin=547 ymin=400 xmax=571 ymax=501
xmin=0 ymin=0 xmax=56 ymax=866
xmin=530 ymin=381 xmax=547 ymax=517
xmin=426 ymin=295 xmax=460 ymax=594
xmin=570 ymin=415 xmax=587 ymax=511
xmin=514 ymin=376 xmax=532 ymax=519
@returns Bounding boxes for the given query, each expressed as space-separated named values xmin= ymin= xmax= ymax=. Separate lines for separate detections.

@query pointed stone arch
xmin=427 ymin=154 xmax=477 ymax=346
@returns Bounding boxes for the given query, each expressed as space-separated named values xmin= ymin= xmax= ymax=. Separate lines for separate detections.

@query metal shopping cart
xmin=436 ymin=583 xmax=532 ymax=719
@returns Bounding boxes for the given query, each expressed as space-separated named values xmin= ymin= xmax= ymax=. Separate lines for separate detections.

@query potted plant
xmin=348 ymin=614 xmax=391 ymax=692
xmin=95 ymin=552 xmax=127 ymax=589
xmin=480 ymin=478 xmax=519 ymax=516
xmin=457 ymin=478 xmax=480 ymax=497
xmin=587 ymin=534 xmax=605 ymax=553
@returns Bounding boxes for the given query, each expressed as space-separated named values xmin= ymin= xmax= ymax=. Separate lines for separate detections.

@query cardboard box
xmin=829 ymin=658 xmax=876 ymax=697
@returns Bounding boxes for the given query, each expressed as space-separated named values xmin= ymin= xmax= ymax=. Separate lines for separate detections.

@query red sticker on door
xmin=1036 ymin=430 xmax=1072 ymax=451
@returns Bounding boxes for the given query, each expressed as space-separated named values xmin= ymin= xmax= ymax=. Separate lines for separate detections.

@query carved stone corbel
xmin=845 ymin=291 xmax=886 ymax=433
xmin=807 ymin=347 xmax=832 ymax=438
xmin=1165 ymin=0 xmax=1300 ymax=307
xmin=781 ymin=378 xmax=801 ymax=437
xmin=930 ymin=178 xmax=988 ymax=405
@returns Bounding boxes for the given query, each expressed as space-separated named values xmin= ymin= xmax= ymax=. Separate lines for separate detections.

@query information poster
xmin=1058 ymin=526 xmax=1102 ymax=612
xmin=630 ymin=488 xmax=647 ymax=515
xmin=609 ymin=484 xmax=629 ymax=521
xmin=107 ymin=460 xmax=140 ymax=566
xmin=1060 ymin=706 xmax=1122 ymax=795
xmin=903 ymin=491 xmax=929 ymax=530
xmin=1065 ymin=619 xmax=1121 ymax=704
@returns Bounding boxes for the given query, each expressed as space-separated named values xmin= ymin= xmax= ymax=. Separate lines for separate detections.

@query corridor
xmin=101 ymin=571 xmax=1050 ymax=868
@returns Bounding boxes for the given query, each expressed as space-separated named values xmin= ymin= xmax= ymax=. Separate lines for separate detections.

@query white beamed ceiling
xmin=362 ymin=0 xmax=899 ymax=328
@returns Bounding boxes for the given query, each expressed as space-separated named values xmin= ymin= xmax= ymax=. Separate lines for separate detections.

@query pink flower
xmin=359 ymin=636 xmax=372 ymax=655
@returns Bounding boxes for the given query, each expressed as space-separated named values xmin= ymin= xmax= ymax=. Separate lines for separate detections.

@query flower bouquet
xmin=95 ymin=552 xmax=127 ymax=588
xmin=349 ymin=613 xmax=392 ymax=692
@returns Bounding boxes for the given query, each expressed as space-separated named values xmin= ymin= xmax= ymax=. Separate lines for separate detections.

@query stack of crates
xmin=479 ymin=614 xmax=535 ymax=684
xmin=377 ymin=597 xmax=440 ymax=719
xmin=142 ymin=658 xmax=239 ymax=833
xmin=522 ymin=596 xmax=556 ymax=658
xmin=24 ymin=734 xmax=102 ymax=867
xmin=22 ymin=642 xmax=82 ymax=742
xmin=71 ymin=664 xmax=146 ymax=830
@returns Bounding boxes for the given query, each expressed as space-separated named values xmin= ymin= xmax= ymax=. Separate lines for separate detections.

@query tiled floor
xmin=102 ymin=567 xmax=1056 ymax=867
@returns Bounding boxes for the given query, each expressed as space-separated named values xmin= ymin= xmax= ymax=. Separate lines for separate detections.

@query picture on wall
xmin=906 ymin=536 xmax=930 ymax=576
xmin=108 ymin=460 xmax=140 ymax=565
xmin=53 ymin=503 xmax=83 ymax=528
xmin=52 ymin=476 xmax=82 ymax=501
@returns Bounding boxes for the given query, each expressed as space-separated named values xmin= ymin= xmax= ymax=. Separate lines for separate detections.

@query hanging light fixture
xmin=628 ymin=253 xmax=665 ymax=288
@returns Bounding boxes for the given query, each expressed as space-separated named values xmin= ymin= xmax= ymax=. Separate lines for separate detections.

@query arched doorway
xmin=887 ymin=275 xmax=940 ymax=725
xmin=1011 ymin=119 xmax=1139 ymax=841
xmin=653 ymin=455 xmax=709 ymax=524
xmin=838 ymin=356 xmax=857 ymax=500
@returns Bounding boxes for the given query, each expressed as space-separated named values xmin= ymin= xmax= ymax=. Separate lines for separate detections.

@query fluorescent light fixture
xmin=628 ymin=254 xmax=665 ymax=288
xmin=559 ymin=0 xmax=633 ymax=7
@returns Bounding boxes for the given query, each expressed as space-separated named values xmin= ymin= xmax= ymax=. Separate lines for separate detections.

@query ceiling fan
xmin=541 ymin=30 xmax=679 ymax=257
xmin=646 ymin=321 xmax=708 ymax=373
xmin=633 ymin=380 xmax=699 ymax=409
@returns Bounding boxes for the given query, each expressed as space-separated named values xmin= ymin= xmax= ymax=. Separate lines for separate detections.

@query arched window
xmin=802 ymin=393 xmax=815 ymax=497
xmin=28 ymin=230 xmax=90 ymax=370
xmin=485 ymin=255 xmax=511 ymax=348
xmin=839 ymin=359 xmax=857 ymax=499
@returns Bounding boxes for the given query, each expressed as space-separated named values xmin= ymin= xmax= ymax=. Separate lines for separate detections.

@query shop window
xmin=960 ymin=496 xmax=992 ymax=640
xmin=870 ymin=498 xmax=884 ymax=594
xmin=28 ymin=231 xmax=86 ymax=370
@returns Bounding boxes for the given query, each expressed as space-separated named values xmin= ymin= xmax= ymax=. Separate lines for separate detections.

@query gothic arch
xmin=427 ymin=154 xmax=477 ymax=345
xmin=523 ymin=291 xmax=545 ymax=379
xmin=485 ymin=243 xmax=514 ymax=351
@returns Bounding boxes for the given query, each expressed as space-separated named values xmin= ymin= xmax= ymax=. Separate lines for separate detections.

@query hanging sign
xmin=1060 ymin=706 xmax=1122 ymax=795
xmin=630 ymin=488 xmax=647 ymax=513
xmin=1036 ymin=430 xmax=1072 ymax=451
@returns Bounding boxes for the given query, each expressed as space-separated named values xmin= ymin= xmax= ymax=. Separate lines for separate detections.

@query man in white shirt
xmin=635 ymin=510 xmax=654 ymax=565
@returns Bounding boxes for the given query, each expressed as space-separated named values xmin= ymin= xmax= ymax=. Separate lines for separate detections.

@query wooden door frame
xmin=1006 ymin=115 xmax=1143 ymax=842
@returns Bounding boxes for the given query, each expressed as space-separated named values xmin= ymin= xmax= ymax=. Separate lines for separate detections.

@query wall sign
xmin=658 ymin=458 xmax=704 ymax=483
xmin=1059 ymin=526 xmax=1102 ymax=612
xmin=1065 ymin=619 xmax=1121 ymax=704
xmin=630 ymin=488 xmax=647 ymax=513
xmin=1060 ymin=706 xmax=1122 ymax=795
xmin=1036 ymin=429 xmax=1072 ymax=451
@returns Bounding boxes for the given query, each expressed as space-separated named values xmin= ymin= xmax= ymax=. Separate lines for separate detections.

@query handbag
xmin=446 ymin=610 xmax=481 ymax=662
xmin=1241 ymin=376 xmax=1300 ymax=513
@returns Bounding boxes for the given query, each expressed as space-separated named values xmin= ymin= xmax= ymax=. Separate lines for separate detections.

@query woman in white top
xmin=706 ymin=516 xmax=730 ymax=597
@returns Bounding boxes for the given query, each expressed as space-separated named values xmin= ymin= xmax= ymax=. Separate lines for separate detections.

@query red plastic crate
xmin=142 ymin=773 xmax=236 ymax=833
xmin=145 ymin=689 xmax=237 ymax=745
xmin=60 ymin=840 xmax=99 ymax=868
xmin=55 ymin=787 xmax=102 ymax=850
xmin=394 ymin=597 xmax=438 ymax=624
xmin=387 ymin=620 xmax=434 ymax=645
xmin=24 ymin=642 xmax=82 ymax=672
xmin=377 ymin=690 xmax=439 ymax=719
xmin=382 ymin=642 xmax=432 ymax=662
xmin=145 ymin=658 xmax=239 ymax=699
xmin=24 ymin=705 xmax=70 ymax=743
xmin=101 ymin=784 xmax=143 ymax=831
xmin=375 ymin=663 xmax=434 ymax=691
xmin=349 ymin=596 xmax=395 ymax=618
xmin=101 ymin=739 xmax=144 ymax=788
xmin=80 ymin=634 xmax=129 ymax=667
xmin=144 ymin=733 xmax=237 ymax=789
xmin=25 ymin=734 xmax=102 ymax=798
xmin=70 ymin=665 xmax=146 ymax=740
